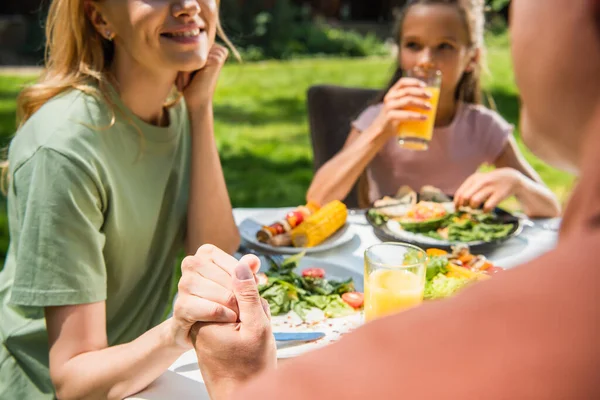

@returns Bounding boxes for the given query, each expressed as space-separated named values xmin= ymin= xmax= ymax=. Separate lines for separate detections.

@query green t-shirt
xmin=0 ymin=86 xmax=191 ymax=399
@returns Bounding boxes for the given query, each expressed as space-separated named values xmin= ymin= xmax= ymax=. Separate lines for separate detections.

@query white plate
xmin=239 ymin=208 xmax=356 ymax=254
xmin=262 ymin=256 xmax=364 ymax=359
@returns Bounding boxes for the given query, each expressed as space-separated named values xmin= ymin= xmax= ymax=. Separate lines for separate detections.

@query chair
xmin=306 ymin=85 xmax=380 ymax=208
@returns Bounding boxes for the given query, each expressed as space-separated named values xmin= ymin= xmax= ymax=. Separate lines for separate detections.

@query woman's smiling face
xmin=87 ymin=0 xmax=218 ymax=73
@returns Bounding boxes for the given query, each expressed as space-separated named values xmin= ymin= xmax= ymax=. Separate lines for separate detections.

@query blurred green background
xmin=0 ymin=0 xmax=574 ymax=270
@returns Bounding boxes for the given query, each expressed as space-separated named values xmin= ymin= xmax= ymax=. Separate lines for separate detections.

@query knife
xmin=273 ymin=332 xmax=325 ymax=342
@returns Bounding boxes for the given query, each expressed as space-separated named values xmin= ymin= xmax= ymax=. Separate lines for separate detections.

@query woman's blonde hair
xmin=17 ymin=0 xmax=237 ymax=125
xmin=1 ymin=0 xmax=238 ymax=188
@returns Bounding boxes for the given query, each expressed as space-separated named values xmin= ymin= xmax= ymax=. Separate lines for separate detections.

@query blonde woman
xmin=0 ymin=0 xmax=247 ymax=398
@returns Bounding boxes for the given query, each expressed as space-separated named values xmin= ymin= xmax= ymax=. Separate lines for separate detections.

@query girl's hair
xmin=374 ymin=0 xmax=486 ymax=105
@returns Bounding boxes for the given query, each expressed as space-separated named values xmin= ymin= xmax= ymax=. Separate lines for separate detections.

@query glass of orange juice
xmin=397 ymin=68 xmax=442 ymax=151
xmin=364 ymin=243 xmax=427 ymax=322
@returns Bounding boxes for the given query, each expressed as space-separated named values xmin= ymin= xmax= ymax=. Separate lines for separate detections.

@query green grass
xmin=0 ymin=33 xmax=576 ymax=265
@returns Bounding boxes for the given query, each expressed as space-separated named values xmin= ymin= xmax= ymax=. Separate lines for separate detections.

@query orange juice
xmin=397 ymin=86 xmax=440 ymax=151
xmin=364 ymin=269 xmax=424 ymax=322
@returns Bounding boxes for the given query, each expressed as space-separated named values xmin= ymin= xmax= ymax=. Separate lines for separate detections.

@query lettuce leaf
xmin=424 ymin=273 xmax=471 ymax=300
xmin=323 ymin=295 xmax=355 ymax=318
xmin=426 ymin=256 xmax=449 ymax=281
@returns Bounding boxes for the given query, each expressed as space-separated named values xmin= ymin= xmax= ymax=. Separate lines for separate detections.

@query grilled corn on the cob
xmin=291 ymin=201 xmax=347 ymax=247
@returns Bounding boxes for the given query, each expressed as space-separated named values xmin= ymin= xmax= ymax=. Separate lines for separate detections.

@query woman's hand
xmin=372 ymin=77 xmax=432 ymax=136
xmin=177 ymin=44 xmax=229 ymax=110
xmin=169 ymin=244 xmax=260 ymax=350
xmin=454 ymin=168 xmax=526 ymax=212
xmin=191 ymin=256 xmax=276 ymax=400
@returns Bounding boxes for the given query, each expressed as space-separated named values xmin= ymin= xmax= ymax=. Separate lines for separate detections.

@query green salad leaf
xmin=299 ymin=277 xmax=336 ymax=295
xmin=291 ymin=300 xmax=312 ymax=321
xmin=426 ymin=256 xmax=449 ymax=281
xmin=368 ymin=209 xmax=388 ymax=226
xmin=424 ymin=273 xmax=471 ymax=300
xmin=406 ymin=210 xmax=513 ymax=243
xmin=323 ymin=295 xmax=356 ymax=318
xmin=259 ymin=254 xmax=359 ymax=321
xmin=305 ymin=295 xmax=329 ymax=309
xmin=330 ymin=278 xmax=355 ymax=295
xmin=403 ymin=249 xmax=426 ymax=265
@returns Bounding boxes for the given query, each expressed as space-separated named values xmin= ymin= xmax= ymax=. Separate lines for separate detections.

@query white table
xmin=130 ymin=208 xmax=560 ymax=400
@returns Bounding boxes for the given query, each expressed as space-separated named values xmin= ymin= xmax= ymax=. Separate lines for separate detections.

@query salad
xmin=369 ymin=201 xmax=514 ymax=243
xmin=257 ymin=252 xmax=364 ymax=321
xmin=424 ymin=246 xmax=504 ymax=299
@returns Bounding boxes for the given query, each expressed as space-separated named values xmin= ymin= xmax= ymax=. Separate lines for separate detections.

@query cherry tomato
xmin=302 ymin=267 xmax=326 ymax=279
xmin=256 ymin=272 xmax=269 ymax=286
xmin=485 ymin=266 xmax=504 ymax=275
xmin=342 ymin=292 xmax=364 ymax=309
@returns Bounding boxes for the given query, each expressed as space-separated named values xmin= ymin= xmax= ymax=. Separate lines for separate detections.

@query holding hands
xmin=170 ymin=245 xmax=276 ymax=398
xmin=192 ymin=256 xmax=276 ymax=399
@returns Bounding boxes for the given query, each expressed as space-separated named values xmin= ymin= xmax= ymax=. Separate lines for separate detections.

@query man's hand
xmin=191 ymin=255 xmax=277 ymax=399
xmin=169 ymin=245 xmax=259 ymax=350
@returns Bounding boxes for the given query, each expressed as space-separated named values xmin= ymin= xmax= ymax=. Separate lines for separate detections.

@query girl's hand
xmin=169 ymin=245 xmax=261 ymax=350
xmin=373 ymin=77 xmax=432 ymax=136
xmin=191 ymin=257 xmax=276 ymax=399
xmin=454 ymin=168 xmax=526 ymax=212
xmin=176 ymin=44 xmax=229 ymax=110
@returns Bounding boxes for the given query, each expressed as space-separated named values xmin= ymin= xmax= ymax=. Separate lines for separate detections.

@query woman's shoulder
xmin=9 ymin=88 xmax=113 ymax=175
xmin=15 ymin=87 xmax=113 ymax=142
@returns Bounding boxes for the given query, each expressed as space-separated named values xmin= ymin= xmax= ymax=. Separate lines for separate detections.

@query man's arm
xmin=236 ymin=232 xmax=600 ymax=399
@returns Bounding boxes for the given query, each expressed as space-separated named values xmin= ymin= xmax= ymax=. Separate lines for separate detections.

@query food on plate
xmin=397 ymin=201 xmax=450 ymax=232
xmin=341 ymin=292 xmax=364 ymax=309
xmin=368 ymin=186 xmax=515 ymax=244
xmin=372 ymin=185 xmax=451 ymax=208
xmin=424 ymin=246 xmax=504 ymax=299
xmin=373 ymin=185 xmax=417 ymax=208
xmin=256 ymin=201 xmax=320 ymax=245
xmin=419 ymin=185 xmax=452 ymax=203
xmin=258 ymin=252 xmax=362 ymax=321
xmin=302 ymin=267 xmax=326 ymax=278
xmin=267 ymin=233 xmax=293 ymax=247
xmin=291 ymin=200 xmax=348 ymax=248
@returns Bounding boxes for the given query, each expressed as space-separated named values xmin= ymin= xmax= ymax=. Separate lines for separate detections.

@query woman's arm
xmin=493 ymin=137 xmax=561 ymax=217
xmin=183 ymin=45 xmax=239 ymax=255
xmin=46 ymin=303 xmax=185 ymax=400
xmin=186 ymin=104 xmax=240 ymax=255
xmin=306 ymin=127 xmax=386 ymax=206
xmin=46 ymin=245 xmax=247 ymax=400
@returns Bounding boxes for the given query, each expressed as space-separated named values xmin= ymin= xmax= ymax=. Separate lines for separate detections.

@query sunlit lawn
xmin=0 ymin=31 xmax=576 ymax=266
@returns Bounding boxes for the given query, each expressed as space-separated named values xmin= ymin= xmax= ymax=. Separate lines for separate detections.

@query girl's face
xmin=87 ymin=0 xmax=218 ymax=74
xmin=511 ymin=0 xmax=600 ymax=173
xmin=399 ymin=4 xmax=477 ymax=100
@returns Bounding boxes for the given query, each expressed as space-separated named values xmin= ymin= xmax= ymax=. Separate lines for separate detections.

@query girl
xmin=0 ymin=0 xmax=246 ymax=399
xmin=306 ymin=0 xmax=560 ymax=218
